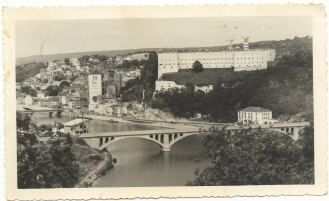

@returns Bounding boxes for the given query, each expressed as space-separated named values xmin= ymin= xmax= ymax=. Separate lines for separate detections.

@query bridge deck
xmin=80 ymin=128 xmax=200 ymax=138
xmin=80 ymin=122 xmax=309 ymax=138
xmin=17 ymin=105 xmax=63 ymax=112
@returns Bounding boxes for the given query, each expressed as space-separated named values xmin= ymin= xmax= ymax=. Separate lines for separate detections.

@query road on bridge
xmin=16 ymin=105 xmax=63 ymax=113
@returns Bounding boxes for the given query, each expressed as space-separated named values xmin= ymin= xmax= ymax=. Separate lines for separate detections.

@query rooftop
xmin=239 ymin=107 xmax=272 ymax=113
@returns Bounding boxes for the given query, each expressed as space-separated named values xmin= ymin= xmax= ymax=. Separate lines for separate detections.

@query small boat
xmin=107 ymin=119 xmax=118 ymax=123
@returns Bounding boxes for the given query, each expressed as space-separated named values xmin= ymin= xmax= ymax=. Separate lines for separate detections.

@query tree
xmin=64 ymin=58 xmax=70 ymax=65
xmin=46 ymin=86 xmax=62 ymax=96
xmin=54 ymin=73 xmax=65 ymax=81
xmin=122 ymin=61 xmax=132 ymax=69
xmin=38 ymin=124 xmax=53 ymax=132
xmin=17 ymin=139 xmax=79 ymax=188
xmin=66 ymin=134 xmax=73 ymax=146
xmin=21 ymin=86 xmax=37 ymax=97
xmin=187 ymin=128 xmax=314 ymax=186
xmin=69 ymin=75 xmax=79 ymax=82
xmin=131 ymin=59 xmax=139 ymax=66
xmin=42 ymin=78 xmax=49 ymax=83
xmin=16 ymin=111 xmax=31 ymax=131
xmin=59 ymin=80 xmax=70 ymax=88
xmin=192 ymin=60 xmax=203 ymax=73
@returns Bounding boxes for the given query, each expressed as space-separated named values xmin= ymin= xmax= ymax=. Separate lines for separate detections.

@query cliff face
xmin=143 ymin=107 xmax=178 ymax=122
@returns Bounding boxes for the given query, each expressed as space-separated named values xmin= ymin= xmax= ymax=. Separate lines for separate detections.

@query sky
xmin=15 ymin=16 xmax=312 ymax=58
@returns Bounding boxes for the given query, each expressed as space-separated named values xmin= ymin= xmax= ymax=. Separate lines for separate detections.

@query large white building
xmin=88 ymin=74 xmax=102 ymax=111
xmin=158 ymin=49 xmax=275 ymax=78
xmin=237 ymin=107 xmax=278 ymax=125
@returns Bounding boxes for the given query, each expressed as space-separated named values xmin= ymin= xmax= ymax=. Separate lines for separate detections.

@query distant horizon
xmin=16 ymin=35 xmax=312 ymax=60
xmin=16 ymin=17 xmax=312 ymax=58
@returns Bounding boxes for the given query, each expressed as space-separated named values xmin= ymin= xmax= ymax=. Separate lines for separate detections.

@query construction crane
xmin=242 ymin=37 xmax=250 ymax=51
xmin=226 ymin=39 xmax=234 ymax=52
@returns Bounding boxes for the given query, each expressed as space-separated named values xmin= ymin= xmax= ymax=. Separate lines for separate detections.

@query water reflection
xmin=93 ymin=136 xmax=211 ymax=187
xmin=32 ymin=113 xmax=211 ymax=187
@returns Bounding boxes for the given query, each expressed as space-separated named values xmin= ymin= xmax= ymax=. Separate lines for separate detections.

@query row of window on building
xmin=160 ymin=57 xmax=265 ymax=62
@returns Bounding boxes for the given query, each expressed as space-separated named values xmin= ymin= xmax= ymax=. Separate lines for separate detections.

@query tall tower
xmin=88 ymin=74 xmax=102 ymax=111
xmin=226 ymin=39 xmax=234 ymax=51
xmin=242 ymin=37 xmax=250 ymax=51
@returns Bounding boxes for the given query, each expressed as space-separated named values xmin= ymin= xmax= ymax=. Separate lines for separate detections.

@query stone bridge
xmin=81 ymin=128 xmax=201 ymax=151
xmin=80 ymin=122 xmax=309 ymax=152
xmin=17 ymin=105 xmax=63 ymax=117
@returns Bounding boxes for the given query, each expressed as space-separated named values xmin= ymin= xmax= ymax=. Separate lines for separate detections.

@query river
xmin=33 ymin=112 xmax=211 ymax=187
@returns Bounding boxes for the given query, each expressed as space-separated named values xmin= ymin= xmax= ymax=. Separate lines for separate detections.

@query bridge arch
xmin=91 ymin=132 xmax=202 ymax=151
xmin=98 ymin=135 xmax=168 ymax=150
xmin=167 ymin=132 xmax=199 ymax=148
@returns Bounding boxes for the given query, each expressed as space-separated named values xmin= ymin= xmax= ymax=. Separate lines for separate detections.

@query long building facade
xmin=158 ymin=49 xmax=275 ymax=78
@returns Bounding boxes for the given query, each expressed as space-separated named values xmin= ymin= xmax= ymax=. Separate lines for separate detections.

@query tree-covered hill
xmin=16 ymin=62 xmax=47 ymax=82
xmin=249 ymin=36 xmax=312 ymax=64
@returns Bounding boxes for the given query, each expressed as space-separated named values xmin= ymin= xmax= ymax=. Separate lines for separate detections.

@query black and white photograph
xmin=3 ymin=4 xmax=327 ymax=200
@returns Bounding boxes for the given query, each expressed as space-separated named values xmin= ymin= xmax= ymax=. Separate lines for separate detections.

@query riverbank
xmin=68 ymin=137 xmax=114 ymax=188
xmin=76 ymin=150 xmax=113 ymax=188
xmin=79 ymin=114 xmax=131 ymax=123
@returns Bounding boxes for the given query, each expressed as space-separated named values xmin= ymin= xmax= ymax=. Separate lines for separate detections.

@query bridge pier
xmin=56 ymin=111 xmax=62 ymax=117
xmin=161 ymin=134 xmax=171 ymax=152
xmin=49 ymin=112 xmax=53 ymax=117
xmin=161 ymin=146 xmax=171 ymax=152
xmin=292 ymin=127 xmax=299 ymax=141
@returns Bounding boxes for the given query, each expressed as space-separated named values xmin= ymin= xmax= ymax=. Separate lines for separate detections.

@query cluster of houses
xmin=115 ymin=53 xmax=149 ymax=64
xmin=17 ymin=54 xmax=146 ymax=119
xmin=24 ymin=119 xmax=89 ymax=144
xmin=93 ymin=100 xmax=145 ymax=118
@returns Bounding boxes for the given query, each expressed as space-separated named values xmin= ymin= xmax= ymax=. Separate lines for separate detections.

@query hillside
xmin=151 ymin=36 xmax=313 ymax=122
xmin=161 ymin=68 xmax=253 ymax=86
xmin=16 ymin=62 xmax=47 ymax=82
